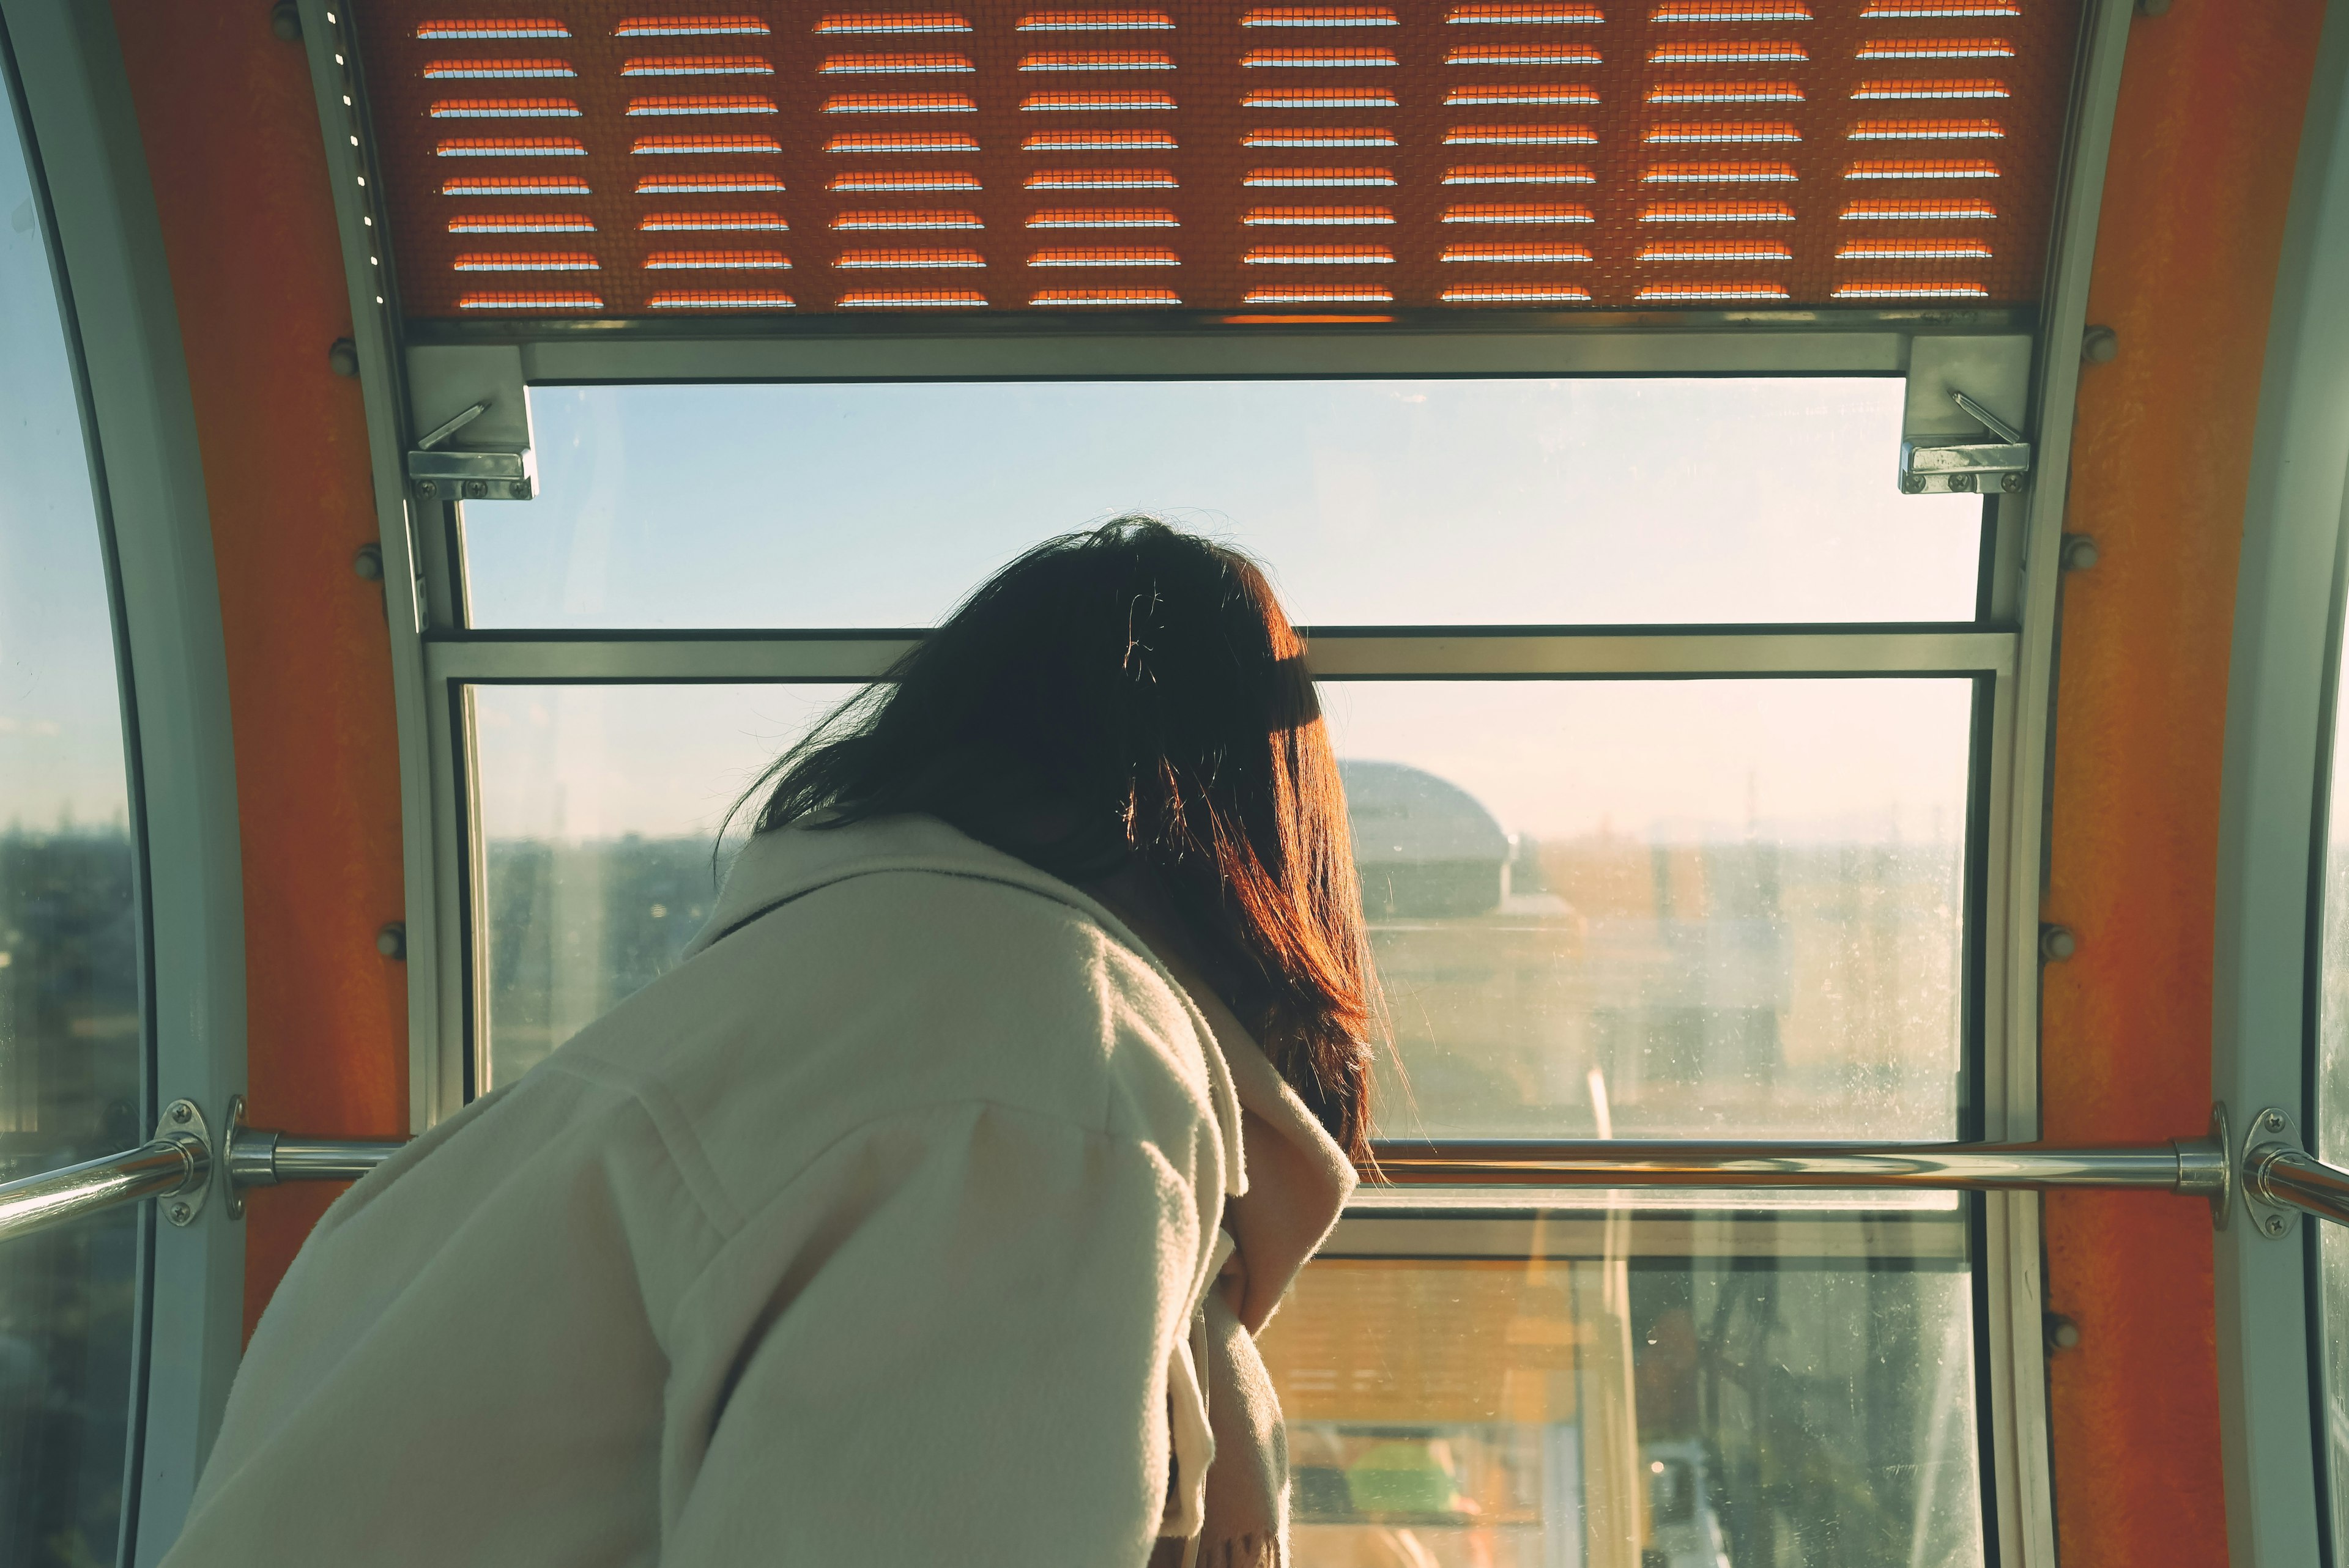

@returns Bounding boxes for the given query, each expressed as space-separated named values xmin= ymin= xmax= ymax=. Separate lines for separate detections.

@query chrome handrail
xmin=0 ymin=1137 xmax=209 ymax=1244
xmin=1373 ymin=1137 xmax=2221 ymax=1196
xmin=1 ymin=1098 xmax=2343 ymax=1246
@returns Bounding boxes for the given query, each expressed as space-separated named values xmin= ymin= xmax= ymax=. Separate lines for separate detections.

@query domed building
xmin=1340 ymin=760 xmax=1512 ymax=920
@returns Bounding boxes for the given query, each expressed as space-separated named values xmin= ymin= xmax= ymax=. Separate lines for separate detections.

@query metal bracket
xmin=154 ymin=1098 xmax=212 ymax=1227
xmin=2242 ymin=1106 xmax=2307 ymax=1238
xmin=1901 ymin=390 xmax=2033 ymax=495
xmin=404 ymin=342 xmax=537 ymax=502
xmin=1899 ymin=334 xmax=2034 ymax=496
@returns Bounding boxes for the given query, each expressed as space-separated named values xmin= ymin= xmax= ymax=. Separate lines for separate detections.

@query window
xmin=1262 ymin=1211 xmax=1980 ymax=1568
xmin=2315 ymin=583 xmax=2349 ymax=1562
xmin=0 ymin=39 xmax=144 ymax=1568
xmin=461 ymin=378 xmax=1981 ymax=629
xmin=429 ymin=357 xmax=2017 ymax=1562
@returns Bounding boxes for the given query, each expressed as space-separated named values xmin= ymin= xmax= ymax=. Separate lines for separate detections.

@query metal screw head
xmin=268 ymin=0 xmax=301 ymax=41
xmin=169 ymin=1203 xmax=191 ymax=1224
xmin=2002 ymin=472 xmax=2025 ymax=494
xmin=2266 ymin=1214 xmax=2287 ymax=1235
xmin=1899 ymin=473 xmax=1926 ymax=495
xmin=2082 ymin=324 xmax=2120 ymax=364
xmin=2265 ymin=1111 xmax=2286 ymax=1132
xmin=417 ymin=479 xmax=438 ymax=500
xmin=1947 ymin=472 xmax=1976 ymax=493
xmin=464 ymin=479 xmax=488 ymax=500
xmin=327 ymin=338 xmax=360 ymax=379
xmin=171 ymin=1101 xmax=191 ymax=1124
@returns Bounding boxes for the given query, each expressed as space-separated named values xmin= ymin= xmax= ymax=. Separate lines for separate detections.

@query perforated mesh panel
xmin=358 ymin=1 xmax=2083 ymax=319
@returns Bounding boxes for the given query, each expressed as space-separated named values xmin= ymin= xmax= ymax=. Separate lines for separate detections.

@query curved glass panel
xmin=461 ymin=379 xmax=1984 ymax=631
xmin=0 ymin=48 xmax=144 ymax=1568
xmin=2315 ymin=623 xmax=2349 ymax=1549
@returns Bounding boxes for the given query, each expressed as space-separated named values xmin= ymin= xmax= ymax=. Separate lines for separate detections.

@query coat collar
xmin=685 ymin=813 xmax=1249 ymax=1200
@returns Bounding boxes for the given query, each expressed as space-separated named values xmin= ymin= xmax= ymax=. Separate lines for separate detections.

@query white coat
xmin=159 ymin=813 xmax=1349 ymax=1567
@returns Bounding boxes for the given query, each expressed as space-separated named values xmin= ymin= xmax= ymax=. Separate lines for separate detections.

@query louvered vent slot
xmin=366 ymin=0 xmax=2080 ymax=316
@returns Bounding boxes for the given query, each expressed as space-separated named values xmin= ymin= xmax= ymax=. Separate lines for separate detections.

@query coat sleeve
xmin=663 ymin=1100 xmax=1211 ymax=1568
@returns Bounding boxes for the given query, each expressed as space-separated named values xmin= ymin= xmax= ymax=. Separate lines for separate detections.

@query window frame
xmin=2210 ymin=7 xmax=2349 ymax=1565
xmin=292 ymin=1 xmax=2140 ymax=1563
xmin=1 ymin=1 xmax=254 ymax=1562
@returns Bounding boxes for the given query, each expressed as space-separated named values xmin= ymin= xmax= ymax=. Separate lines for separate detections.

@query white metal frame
xmin=2213 ymin=3 xmax=2349 ymax=1564
xmin=0 ymin=1 xmax=251 ymax=1562
xmin=290 ymin=0 xmax=2139 ymax=1561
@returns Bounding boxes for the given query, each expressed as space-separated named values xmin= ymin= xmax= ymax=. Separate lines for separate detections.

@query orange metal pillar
xmin=2043 ymin=3 xmax=2326 ymax=1562
xmin=109 ymin=2 xmax=409 ymax=1337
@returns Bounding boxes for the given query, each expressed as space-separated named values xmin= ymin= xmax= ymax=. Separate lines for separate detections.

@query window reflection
xmin=0 ymin=51 xmax=143 ymax=1568
xmin=1262 ymin=1215 xmax=1981 ymax=1568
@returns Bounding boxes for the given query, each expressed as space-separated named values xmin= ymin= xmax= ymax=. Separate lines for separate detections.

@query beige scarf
xmin=1154 ymin=963 xmax=1358 ymax=1568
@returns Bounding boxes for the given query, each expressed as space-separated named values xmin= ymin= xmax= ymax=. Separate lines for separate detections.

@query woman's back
xmin=163 ymin=815 xmax=1239 ymax=1567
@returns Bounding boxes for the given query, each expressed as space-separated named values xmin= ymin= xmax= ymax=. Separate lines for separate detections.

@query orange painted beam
xmin=108 ymin=3 xmax=409 ymax=1336
xmin=2042 ymin=4 xmax=2326 ymax=1564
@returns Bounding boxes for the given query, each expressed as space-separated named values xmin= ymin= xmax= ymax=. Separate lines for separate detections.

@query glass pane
xmin=0 ymin=59 xmax=144 ymax=1568
xmin=461 ymin=379 xmax=1982 ymax=631
xmin=1323 ymin=679 xmax=1972 ymax=1142
xmin=470 ymin=684 xmax=858 ymax=1085
xmin=472 ymin=678 xmax=1972 ymax=1148
xmin=2315 ymin=623 xmax=2349 ymax=1550
xmin=1261 ymin=1210 xmax=1983 ymax=1568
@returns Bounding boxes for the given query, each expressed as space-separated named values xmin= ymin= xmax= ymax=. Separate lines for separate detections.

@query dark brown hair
xmin=741 ymin=516 xmax=1375 ymax=1159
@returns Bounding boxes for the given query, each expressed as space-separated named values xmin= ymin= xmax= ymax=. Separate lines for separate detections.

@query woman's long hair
xmin=737 ymin=516 xmax=1376 ymax=1160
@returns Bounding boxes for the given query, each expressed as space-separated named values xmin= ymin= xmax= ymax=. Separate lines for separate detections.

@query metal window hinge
xmin=407 ymin=397 xmax=536 ymax=503
xmin=1901 ymin=388 xmax=2033 ymax=496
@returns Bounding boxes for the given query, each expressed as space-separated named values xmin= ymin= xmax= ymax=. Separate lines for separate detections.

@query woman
xmin=163 ymin=518 xmax=1375 ymax=1567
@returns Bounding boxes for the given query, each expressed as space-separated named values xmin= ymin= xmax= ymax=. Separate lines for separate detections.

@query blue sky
xmin=467 ymin=377 xmax=1980 ymax=630
xmin=0 ymin=84 xmax=132 ymax=835
xmin=466 ymin=377 xmax=1980 ymax=849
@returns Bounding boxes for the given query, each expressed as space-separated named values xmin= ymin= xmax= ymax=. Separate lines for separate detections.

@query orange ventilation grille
xmin=1030 ymin=286 xmax=1183 ymax=302
xmin=621 ymin=53 xmax=773 ymax=72
xmin=1027 ymin=245 xmax=1182 ymax=262
xmin=448 ymin=212 xmax=598 ymax=230
xmin=361 ymin=0 xmax=2080 ymax=316
xmin=640 ymin=209 xmax=788 ymax=227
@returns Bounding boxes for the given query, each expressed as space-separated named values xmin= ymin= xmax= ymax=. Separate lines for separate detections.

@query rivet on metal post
xmin=268 ymin=0 xmax=301 ymax=41
xmin=377 ymin=922 xmax=407 ymax=961
xmin=2060 ymin=534 xmax=2100 ymax=572
xmin=2039 ymin=923 xmax=2077 ymax=961
xmin=2082 ymin=325 xmax=2120 ymax=363
xmin=354 ymin=544 xmax=384 ymax=582
xmin=2045 ymin=1313 xmax=2082 ymax=1352
xmin=328 ymin=338 xmax=360 ymax=379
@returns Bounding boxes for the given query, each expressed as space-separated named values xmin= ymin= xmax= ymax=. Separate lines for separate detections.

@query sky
xmin=465 ymin=377 xmax=1983 ymax=630
xmin=0 ymin=79 xmax=133 ymax=835
xmin=464 ymin=375 xmax=1983 ymax=851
